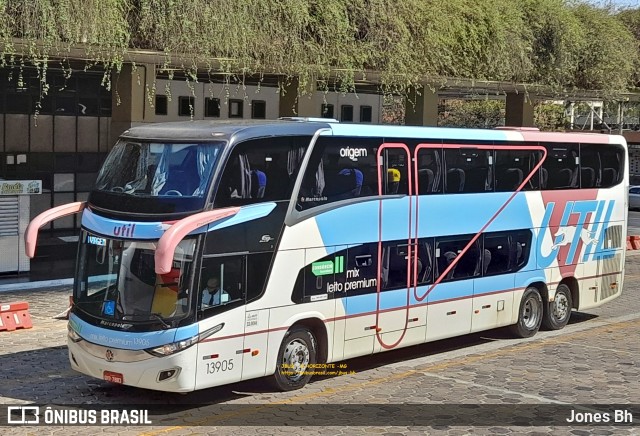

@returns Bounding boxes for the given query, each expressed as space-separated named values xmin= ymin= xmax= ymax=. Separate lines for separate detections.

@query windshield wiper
xmin=121 ymin=312 xmax=172 ymax=329
xmin=148 ymin=313 xmax=172 ymax=330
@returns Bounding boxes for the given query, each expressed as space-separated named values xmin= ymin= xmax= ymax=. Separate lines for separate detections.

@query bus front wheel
xmin=510 ymin=286 xmax=543 ymax=338
xmin=271 ymin=327 xmax=317 ymax=391
xmin=542 ymin=284 xmax=573 ymax=330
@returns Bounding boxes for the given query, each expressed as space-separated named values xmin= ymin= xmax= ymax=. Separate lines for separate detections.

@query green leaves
xmin=0 ymin=0 xmax=638 ymax=97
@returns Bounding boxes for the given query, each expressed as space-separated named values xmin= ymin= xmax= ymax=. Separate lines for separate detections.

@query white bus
xmin=26 ymin=120 xmax=628 ymax=391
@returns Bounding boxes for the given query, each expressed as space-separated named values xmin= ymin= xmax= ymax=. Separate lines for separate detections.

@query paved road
xmin=1 ymin=254 xmax=640 ymax=434
xmin=629 ymin=210 xmax=640 ymax=235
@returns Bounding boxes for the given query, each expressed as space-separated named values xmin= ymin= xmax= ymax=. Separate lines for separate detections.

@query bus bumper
xmin=68 ymin=339 xmax=197 ymax=392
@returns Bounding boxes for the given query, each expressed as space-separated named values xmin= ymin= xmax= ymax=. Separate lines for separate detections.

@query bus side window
xmin=510 ymin=230 xmax=532 ymax=270
xmin=582 ymin=143 xmax=624 ymax=188
xmin=297 ymin=137 xmax=379 ymax=211
xmin=215 ymin=137 xmax=312 ymax=207
xmin=434 ymin=235 xmax=481 ymax=281
xmin=541 ymin=144 xmax=579 ymax=190
xmin=380 ymin=148 xmax=409 ymax=195
xmin=416 ymin=149 xmax=442 ymax=194
xmin=443 ymin=148 xmax=493 ymax=193
xmin=245 ymin=252 xmax=272 ymax=302
xmin=494 ymin=149 xmax=541 ymax=192
xmin=482 ymin=233 xmax=511 ymax=276
xmin=198 ymin=255 xmax=243 ymax=315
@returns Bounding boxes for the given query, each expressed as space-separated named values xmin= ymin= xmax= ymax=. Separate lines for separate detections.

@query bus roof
xmin=120 ymin=119 xmax=626 ymax=146
xmin=120 ymin=120 xmax=332 ymax=142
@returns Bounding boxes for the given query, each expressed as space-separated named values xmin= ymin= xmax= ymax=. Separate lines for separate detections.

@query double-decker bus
xmin=26 ymin=120 xmax=628 ymax=392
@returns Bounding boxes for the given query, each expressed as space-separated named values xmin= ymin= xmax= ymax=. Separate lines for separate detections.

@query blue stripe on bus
xmin=69 ymin=313 xmax=199 ymax=350
xmin=327 ymin=124 xmax=512 ymax=141
xmin=82 ymin=208 xmax=167 ymax=239
xmin=314 ymin=193 xmax=534 ymax=247
xmin=207 ymin=202 xmax=277 ymax=232
xmin=82 ymin=202 xmax=277 ymax=239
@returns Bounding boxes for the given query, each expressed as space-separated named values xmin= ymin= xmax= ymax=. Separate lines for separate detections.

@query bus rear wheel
xmin=542 ymin=284 xmax=573 ymax=330
xmin=271 ymin=327 xmax=317 ymax=391
xmin=510 ymin=286 xmax=543 ymax=338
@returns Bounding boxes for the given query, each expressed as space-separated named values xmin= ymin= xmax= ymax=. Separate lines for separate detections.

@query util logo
xmin=536 ymin=199 xmax=616 ymax=268
xmin=113 ymin=223 xmax=136 ymax=238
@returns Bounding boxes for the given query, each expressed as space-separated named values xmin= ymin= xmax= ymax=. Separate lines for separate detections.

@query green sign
xmin=311 ymin=256 xmax=344 ymax=276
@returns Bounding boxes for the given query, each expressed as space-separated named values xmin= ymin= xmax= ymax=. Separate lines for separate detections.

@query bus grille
xmin=604 ymin=225 xmax=622 ymax=249
xmin=599 ymin=253 xmax=622 ymax=301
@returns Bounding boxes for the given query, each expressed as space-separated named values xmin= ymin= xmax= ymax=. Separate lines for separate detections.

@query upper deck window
xmin=91 ymin=141 xmax=224 ymax=215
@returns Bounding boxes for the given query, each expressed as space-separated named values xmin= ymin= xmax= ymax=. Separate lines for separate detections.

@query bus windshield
xmin=95 ymin=141 xmax=224 ymax=198
xmin=74 ymin=232 xmax=196 ymax=329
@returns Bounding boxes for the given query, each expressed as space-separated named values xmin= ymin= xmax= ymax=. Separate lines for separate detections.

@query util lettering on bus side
xmin=113 ymin=223 xmax=136 ymax=237
xmin=536 ymin=199 xmax=616 ymax=268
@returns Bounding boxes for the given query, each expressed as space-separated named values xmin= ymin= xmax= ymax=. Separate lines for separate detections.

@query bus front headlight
xmin=68 ymin=325 xmax=83 ymax=342
xmin=144 ymin=323 xmax=224 ymax=357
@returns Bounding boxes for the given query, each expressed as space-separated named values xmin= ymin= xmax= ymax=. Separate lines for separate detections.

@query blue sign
xmin=103 ymin=300 xmax=116 ymax=316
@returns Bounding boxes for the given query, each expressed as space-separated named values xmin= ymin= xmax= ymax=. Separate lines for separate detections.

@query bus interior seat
xmin=160 ymin=169 xmax=200 ymax=196
xmin=556 ymin=168 xmax=573 ymax=188
xmin=497 ymin=167 xmax=522 ymax=191
xmin=388 ymin=249 xmax=408 ymax=286
xmin=160 ymin=148 xmax=201 ymax=195
xmin=509 ymin=240 xmax=524 ymax=269
xmin=466 ymin=166 xmax=490 ymax=192
xmin=325 ymin=168 xmax=363 ymax=200
xmin=581 ymin=167 xmax=596 ymax=188
xmin=418 ymin=168 xmax=434 ymax=193
xmin=380 ymin=247 xmax=390 ymax=288
xmin=144 ymin=164 xmax=157 ymax=193
xmin=482 ymin=249 xmax=491 ymax=274
xmin=387 ymin=168 xmax=401 ymax=194
xmin=569 ymin=166 xmax=579 ymax=188
xmin=250 ymin=170 xmax=267 ymax=198
xmin=441 ymin=251 xmax=457 ymax=280
xmin=506 ymin=168 xmax=523 ymax=190
xmin=446 ymin=168 xmax=465 ymax=192
xmin=540 ymin=168 xmax=548 ymax=189
xmin=419 ymin=245 xmax=433 ymax=283
xmin=602 ymin=167 xmax=618 ymax=186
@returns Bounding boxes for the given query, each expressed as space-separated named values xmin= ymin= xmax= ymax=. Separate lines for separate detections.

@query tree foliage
xmin=0 ymin=0 xmax=638 ymax=97
xmin=438 ymin=99 xmax=504 ymax=128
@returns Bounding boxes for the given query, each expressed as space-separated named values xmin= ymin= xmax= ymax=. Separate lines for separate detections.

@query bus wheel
xmin=271 ymin=327 xmax=317 ymax=391
xmin=510 ymin=286 xmax=543 ymax=338
xmin=542 ymin=284 xmax=573 ymax=330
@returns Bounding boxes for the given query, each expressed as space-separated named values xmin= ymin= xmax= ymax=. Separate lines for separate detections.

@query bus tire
xmin=271 ymin=327 xmax=317 ymax=391
xmin=510 ymin=286 xmax=543 ymax=338
xmin=542 ymin=284 xmax=573 ymax=330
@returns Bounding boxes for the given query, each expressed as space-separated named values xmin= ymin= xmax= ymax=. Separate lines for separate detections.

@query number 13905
xmin=206 ymin=359 xmax=234 ymax=374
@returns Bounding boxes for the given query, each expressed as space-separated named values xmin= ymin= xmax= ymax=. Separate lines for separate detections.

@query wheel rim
xmin=553 ymin=292 xmax=570 ymax=322
xmin=523 ymin=295 xmax=541 ymax=329
xmin=281 ymin=338 xmax=310 ymax=382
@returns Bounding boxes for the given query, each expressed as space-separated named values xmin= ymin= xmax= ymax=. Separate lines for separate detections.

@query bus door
xmin=195 ymin=253 xmax=247 ymax=389
xmin=342 ymin=242 xmax=378 ymax=359
xmin=370 ymin=143 xmax=427 ymax=352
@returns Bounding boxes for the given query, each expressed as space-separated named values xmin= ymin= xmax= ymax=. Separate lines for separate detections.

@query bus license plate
xmin=103 ymin=371 xmax=124 ymax=384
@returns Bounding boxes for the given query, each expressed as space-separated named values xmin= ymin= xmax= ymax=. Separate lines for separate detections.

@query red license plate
xmin=103 ymin=371 xmax=124 ymax=384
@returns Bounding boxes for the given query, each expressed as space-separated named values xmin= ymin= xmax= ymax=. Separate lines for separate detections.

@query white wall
xmin=298 ymin=91 xmax=383 ymax=123
xmin=153 ymin=80 xmax=280 ymax=122
xmin=154 ymin=79 xmax=383 ymax=124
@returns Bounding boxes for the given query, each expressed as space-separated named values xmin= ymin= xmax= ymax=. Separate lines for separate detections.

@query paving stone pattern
xmin=1 ymin=255 xmax=640 ymax=435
